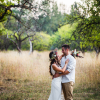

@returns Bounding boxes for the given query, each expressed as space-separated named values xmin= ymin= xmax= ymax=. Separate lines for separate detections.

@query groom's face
xmin=62 ymin=47 xmax=67 ymax=55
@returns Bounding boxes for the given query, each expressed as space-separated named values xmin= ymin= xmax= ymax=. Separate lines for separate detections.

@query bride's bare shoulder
xmin=52 ymin=64 xmax=57 ymax=67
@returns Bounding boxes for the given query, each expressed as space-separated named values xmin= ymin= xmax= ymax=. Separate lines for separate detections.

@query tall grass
xmin=0 ymin=50 xmax=51 ymax=89
xmin=75 ymin=52 xmax=100 ymax=88
xmin=0 ymin=50 xmax=100 ymax=89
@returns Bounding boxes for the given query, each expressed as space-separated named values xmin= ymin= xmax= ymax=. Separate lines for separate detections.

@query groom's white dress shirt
xmin=61 ymin=54 xmax=76 ymax=83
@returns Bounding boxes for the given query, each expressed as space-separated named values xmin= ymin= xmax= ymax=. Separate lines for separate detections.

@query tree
xmin=5 ymin=15 xmax=36 ymax=52
xmin=1 ymin=0 xmax=56 ymax=52
xmin=65 ymin=0 xmax=100 ymax=57
xmin=50 ymin=24 xmax=77 ymax=50
xmin=32 ymin=32 xmax=51 ymax=51
xmin=0 ymin=35 xmax=15 ymax=50
xmin=1 ymin=0 xmax=67 ymax=52
xmin=0 ymin=22 xmax=15 ymax=50
xmin=0 ymin=0 xmax=37 ymax=22
xmin=30 ymin=1 xmax=66 ymax=35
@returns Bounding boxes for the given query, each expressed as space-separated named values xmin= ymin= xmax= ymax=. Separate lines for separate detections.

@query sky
xmin=54 ymin=0 xmax=82 ymax=13
xmin=54 ymin=0 xmax=81 ymax=5
xmin=34 ymin=0 xmax=82 ymax=14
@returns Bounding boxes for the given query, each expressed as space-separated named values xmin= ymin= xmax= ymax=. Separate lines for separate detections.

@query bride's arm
xmin=52 ymin=59 xmax=69 ymax=73
xmin=58 ymin=54 xmax=64 ymax=61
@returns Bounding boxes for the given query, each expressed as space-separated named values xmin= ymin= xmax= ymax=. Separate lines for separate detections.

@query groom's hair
xmin=62 ymin=44 xmax=70 ymax=50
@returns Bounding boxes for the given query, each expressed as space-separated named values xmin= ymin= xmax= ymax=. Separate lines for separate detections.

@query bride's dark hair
xmin=49 ymin=51 xmax=61 ymax=76
xmin=49 ymin=52 xmax=56 ymax=76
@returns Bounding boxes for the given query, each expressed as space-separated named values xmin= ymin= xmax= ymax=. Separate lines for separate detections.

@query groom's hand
xmin=53 ymin=73 xmax=60 ymax=78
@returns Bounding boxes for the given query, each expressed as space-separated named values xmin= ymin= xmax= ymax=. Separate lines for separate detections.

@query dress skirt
xmin=48 ymin=76 xmax=62 ymax=100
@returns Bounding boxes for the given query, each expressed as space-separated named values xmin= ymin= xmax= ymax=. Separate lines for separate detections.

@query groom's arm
xmin=59 ymin=70 xmax=70 ymax=76
xmin=54 ymin=60 xmax=75 ymax=77
xmin=53 ymin=70 xmax=70 ymax=78
xmin=62 ymin=62 xmax=75 ymax=75
xmin=53 ymin=70 xmax=69 ymax=78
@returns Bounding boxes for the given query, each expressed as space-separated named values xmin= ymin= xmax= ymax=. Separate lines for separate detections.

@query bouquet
xmin=71 ymin=49 xmax=84 ymax=58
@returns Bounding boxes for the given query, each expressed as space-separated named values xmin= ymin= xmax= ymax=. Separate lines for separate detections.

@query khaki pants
xmin=62 ymin=82 xmax=74 ymax=100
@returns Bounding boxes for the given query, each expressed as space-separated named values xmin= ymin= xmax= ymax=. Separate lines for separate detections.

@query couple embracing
xmin=48 ymin=44 xmax=76 ymax=100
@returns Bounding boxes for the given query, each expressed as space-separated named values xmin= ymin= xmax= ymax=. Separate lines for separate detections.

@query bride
xmin=48 ymin=50 xmax=69 ymax=100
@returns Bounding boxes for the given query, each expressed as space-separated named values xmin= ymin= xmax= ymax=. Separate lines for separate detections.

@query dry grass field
xmin=0 ymin=50 xmax=100 ymax=100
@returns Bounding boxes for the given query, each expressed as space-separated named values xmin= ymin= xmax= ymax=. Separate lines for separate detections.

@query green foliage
xmin=65 ymin=0 xmax=100 ymax=52
xmin=0 ymin=22 xmax=5 ymax=35
xmin=0 ymin=22 xmax=15 ymax=50
xmin=32 ymin=32 xmax=51 ymax=51
xmin=0 ymin=0 xmax=4 ymax=2
xmin=21 ymin=32 xmax=52 ymax=51
xmin=0 ymin=0 xmax=14 ymax=22
xmin=21 ymin=40 xmax=29 ymax=50
xmin=0 ymin=0 xmax=76 ymax=51
xmin=50 ymin=24 xmax=77 ymax=50
xmin=33 ymin=1 xmax=66 ymax=35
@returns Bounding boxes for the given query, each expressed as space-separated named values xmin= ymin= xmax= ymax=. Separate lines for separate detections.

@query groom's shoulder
xmin=67 ymin=54 xmax=73 ymax=58
xmin=68 ymin=54 xmax=76 ymax=60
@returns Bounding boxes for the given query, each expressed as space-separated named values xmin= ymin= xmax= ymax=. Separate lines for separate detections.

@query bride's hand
xmin=65 ymin=59 xmax=69 ymax=64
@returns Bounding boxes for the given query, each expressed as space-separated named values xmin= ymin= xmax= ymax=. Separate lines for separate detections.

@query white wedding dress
xmin=48 ymin=64 xmax=62 ymax=100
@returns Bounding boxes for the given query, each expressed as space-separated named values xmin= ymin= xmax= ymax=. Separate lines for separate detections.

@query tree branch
xmin=7 ymin=33 xmax=21 ymax=52
xmin=21 ymin=34 xmax=36 ymax=42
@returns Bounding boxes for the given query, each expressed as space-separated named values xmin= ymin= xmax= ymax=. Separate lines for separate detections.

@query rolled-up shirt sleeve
xmin=67 ymin=60 xmax=76 ymax=72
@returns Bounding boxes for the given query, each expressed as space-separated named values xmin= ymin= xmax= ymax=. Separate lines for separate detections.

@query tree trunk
xmin=7 ymin=34 xmax=21 ymax=53
xmin=18 ymin=41 xmax=21 ymax=50
xmin=5 ymin=44 xmax=9 ymax=51
xmin=94 ymin=47 xmax=100 ymax=59
xmin=29 ymin=40 xmax=33 ymax=54
xmin=80 ymin=48 xmax=85 ymax=56
xmin=96 ymin=48 xmax=100 ymax=59
xmin=82 ymin=51 xmax=85 ymax=56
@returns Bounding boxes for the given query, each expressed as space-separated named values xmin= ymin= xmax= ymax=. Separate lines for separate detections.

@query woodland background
xmin=0 ymin=0 xmax=100 ymax=100
xmin=0 ymin=0 xmax=100 ymax=56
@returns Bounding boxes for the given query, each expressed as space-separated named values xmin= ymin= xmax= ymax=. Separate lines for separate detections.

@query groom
xmin=55 ymin=44 xmax=76 ymax=100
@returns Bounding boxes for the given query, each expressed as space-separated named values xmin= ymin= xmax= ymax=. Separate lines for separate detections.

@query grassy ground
xmin=73 ymin=85 xmax=100 ymax=100
xmin=0 ymin=50 xmax=100 ymax=100
xmin=0 ymin=80 xmax=100 ymax=100
xmin=0 ymin=80 xmax=51 ymax=100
